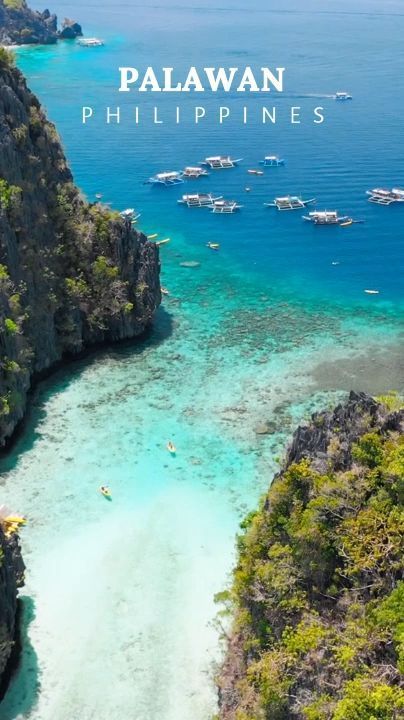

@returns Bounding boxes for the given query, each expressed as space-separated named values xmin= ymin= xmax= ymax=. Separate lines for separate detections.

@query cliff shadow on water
xmin=0 ymin=304 xmax=173 ymax=467
xmin=0 ymin=596 xmax=39 ymax=719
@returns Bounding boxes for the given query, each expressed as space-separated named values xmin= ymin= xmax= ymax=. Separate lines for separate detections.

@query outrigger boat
xmin=207 ymin=242 xmax=220 ymax=250
xmin=201 ymin=156 xmax=242 ymax=169
xmin=259 ymin=155 xmax=285 ymax=167
xmin=303 ymin=210 xmax=351 ymax=225
xmin=335 ymin=91 xmax=352 ymax=101
xmin=366 ymin=188 xmax=404 ymax=205
xmin=182 ymin=166 xmax=209 ymax=178
xmin=78 ymin=37 xmax=104 ymax=47
xmin=178 ymin=193 xmax=222 ymax=207
xmin=147 ymin=171 xmax=184 ymax=186
xmin=120 ymin=208 xmax=141 ymax=222
xmin=209 ymin=200 xmax=242 ymax=214
xmin=265 ymin=195 xmax=316 ymax=211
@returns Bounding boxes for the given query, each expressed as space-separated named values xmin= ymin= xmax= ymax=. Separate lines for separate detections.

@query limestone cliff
xmin=0 ymin=525 xmax=24 ymax=698
xmin=218 ymin=391 xmax=404 ymax=720
xmin=0 ymin=53 xmax=161 ymax=445
xmin=0 ymin=0 xmax=58 ymax=45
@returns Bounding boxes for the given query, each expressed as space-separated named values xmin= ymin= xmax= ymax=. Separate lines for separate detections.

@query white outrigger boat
xmin=147 ymin=171 xmax=184 ymax=186
xmin=366 ymin=188 xmax=404 ymax=205
xmin=120 ymin=208 xmax=141 ymax=222
xmin=265 ymin=196 xmax=316 ymax=211
xmin=182 ymin=166 xmax=209 ymax=178
xmin=335 ymin=91 xmax=352 ymax=101
xmin=259 ymin=155 xmax=285 ymax=167
xmin=303 ymin=210 xmax=352 ymax=226
xmin=208 ymin=199 xmax=242 ymax=214
xmin=201 ymin=156 xmax=242 ymax=169
xmin=178 ymin=193 xmax=222 ymax=207
xmin=78 ymin=37 xmax=104 ymax=47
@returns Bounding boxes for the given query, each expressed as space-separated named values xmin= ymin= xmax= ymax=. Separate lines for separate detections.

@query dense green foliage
xmin=0 ymin=47 xmax=15 ymax=68
xmin=219 ymin=405 xmax=404 ymax=720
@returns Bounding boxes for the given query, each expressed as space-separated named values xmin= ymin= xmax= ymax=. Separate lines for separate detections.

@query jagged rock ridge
xmin=0 ymin=1 xmax=82 ymax=45
xmin=0 ymin=55 xmax=161 ymax=445
xmin=218 ymin=391 xmax=404 ymax=720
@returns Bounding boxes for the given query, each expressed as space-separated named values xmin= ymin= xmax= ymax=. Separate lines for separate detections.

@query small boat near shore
xmin=366 ymin=188 xmax=404 ymax=205
xmin=335 ymin=91 xmax=352 ymax=101
xmin=364 ymin=289 xmax=380 ymax=295
xmin=259 ymin=155 xmax=285 ymax=167
xmin=303 ymin=210 xmax=351 ymax=225
xmin=148 ymin=171 xmax=184 ymax=186
xmin=247 ymin=169 xmax=264 ymax=175
xmin=182 ymin=166 xmax=209 ymax=178
xmin=201 ymin=156 xmax=242 ymax=169
xmin=120 ymin=208 xmax=141 ymax=222
xmin=209 ymin=200 xmax=242 ymax=213
xmin=178 ymin=193 xmax=222 ymax=207
xmin=207 ymin=242 xmax=220 ymax=250
xmin=265 ymin=195 xmax=316 ymax=211
xmin=78 ymin=37 xmax=104 ymax=47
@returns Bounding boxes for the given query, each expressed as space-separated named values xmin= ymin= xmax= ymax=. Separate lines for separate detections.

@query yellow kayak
xmin=99 ymin=486 xmax=112 ymax=499
xmin=166 ymin=442 xmax=176 ymax=455
xmin=148 ymin=233 xmax=158 ymax=239
xmin=156 ymin=238 xmax=170 ymax=246
xmin=4 ymin=515 xmax=26 ymax=525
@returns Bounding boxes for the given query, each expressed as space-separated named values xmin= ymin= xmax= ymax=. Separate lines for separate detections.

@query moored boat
xmin=259 ymin=155 xmax=285 ymax=167
xmin=247 ymin=169 xmax=264 ymax=175
xmin=303 ymin=210 xmax=350 ymax=225
xmin=201 ymin=156 xmax=242 ymax=169
xmin=120 ymin=208 xmax=141 ymax=221
xmin=178 ymin=193 xmax=222 ymax=207
xmin=209 ymin=199 xmax=242 ymax=213
xmin=366 ymin=188 xmax=404 ymax=205
xmin=265 ymin=195 xmax=316 ymax=211
xmin=182 ymin=166 xmax=209 ymax=178
xmin=78 ymin=37 xmax=104 ymax=47
xmin=335 ymin=91 xmax=352 ymax=101
xmin=148 ymin=171 xmax=184 ymax=186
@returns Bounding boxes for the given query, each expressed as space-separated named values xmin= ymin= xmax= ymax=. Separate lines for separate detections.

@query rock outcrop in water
xmin=0 ymin=524 xmax=24 ymax=698
xmin=218 ymin=391 xmax=404 ymax=720
xmin=0 ymin=1 xmax=81 ymax=46
xmin=0 ymin=52 xmax=161 ymax=445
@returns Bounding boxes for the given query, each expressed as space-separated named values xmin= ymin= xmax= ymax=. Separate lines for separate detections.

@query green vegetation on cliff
xmin=218 ymin=393 xmax=404 ymax=720
xmin=0 ymin=63 xmax=160 ymax=445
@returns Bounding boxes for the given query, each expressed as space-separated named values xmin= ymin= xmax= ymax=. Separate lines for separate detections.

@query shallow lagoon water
xmin=1 ymin=1 xmax=404 ymax=719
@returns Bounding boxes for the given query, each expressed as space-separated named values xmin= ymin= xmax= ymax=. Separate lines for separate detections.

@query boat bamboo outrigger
xmin=366 ymin=188 xmax=404 ymax=205
xmin=147 ymin=171 xmax=184 ymax=186
xmin=201 ymin=156 xmax=242 ymax=169
xmin=208 ymin=200 xmax=242 ymax=214
xmin=259 ymin=155 xmax=285 ymax=167
xmin=182 ymin=166 xmax=209 ymax=178
xmin=303 ymin=210 xmax=351 ymax=225
xmin=178 ymin=193 xmax=222 ymax=207
xmin=335 ymin=91 xmax=352 ymax=101
xmin=265 ymin=196 xmax=316 ymax=211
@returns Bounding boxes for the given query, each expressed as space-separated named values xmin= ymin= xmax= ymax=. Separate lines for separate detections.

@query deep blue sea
xmin=0 ymin=2 xmax=403 ymax=719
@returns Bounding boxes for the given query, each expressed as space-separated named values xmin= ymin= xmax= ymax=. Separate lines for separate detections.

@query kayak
xmin=166 ymin=443 xmax=176 ymax=455
xmin=100 ymin=487 xmax=112 ymax=499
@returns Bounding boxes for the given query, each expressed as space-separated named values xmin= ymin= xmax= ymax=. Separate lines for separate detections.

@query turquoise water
xmin=1 ymin=2 xmax=403 ymax=719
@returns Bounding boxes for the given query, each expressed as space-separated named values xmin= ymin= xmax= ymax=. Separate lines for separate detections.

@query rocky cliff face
xmin=0 ymin=525 xmax=24 ymax=697
xmin=0 ymin=55 xmax=161 ymax=445
xmin=0 ymin=1 xmax=58 ymax=45
xmin=218 ymin=391 xmax=404 ymax=720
